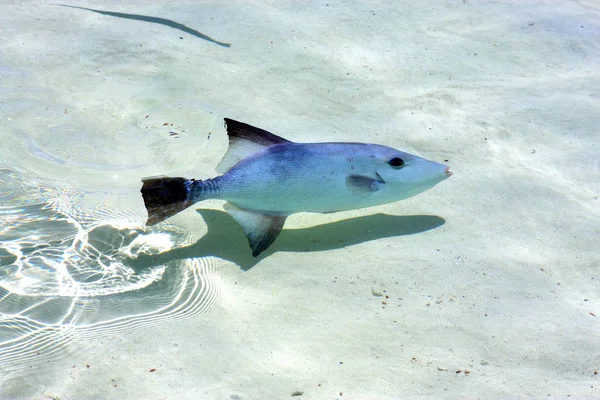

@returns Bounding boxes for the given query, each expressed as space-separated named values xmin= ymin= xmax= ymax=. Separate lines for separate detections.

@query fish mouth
xmin=444 ymin=166 xmax=453 ymax=177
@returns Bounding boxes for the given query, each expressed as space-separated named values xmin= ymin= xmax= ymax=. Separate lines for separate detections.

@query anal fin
xmin=224 ymin=203 xmax=287 ymax=257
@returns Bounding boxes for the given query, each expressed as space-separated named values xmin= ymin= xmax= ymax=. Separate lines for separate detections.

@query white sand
xmin=1 ymin=1 xmax=599 ymax=399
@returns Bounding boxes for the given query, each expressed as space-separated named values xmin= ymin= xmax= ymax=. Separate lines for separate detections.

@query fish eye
xmin=388 ymin=157 xmax=405 ymax=168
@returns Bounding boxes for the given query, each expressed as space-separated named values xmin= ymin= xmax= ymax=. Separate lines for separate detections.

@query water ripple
xmin=0 ymin=257 xmax=221 ymax=378
xmin=0 ymin=163 xmax=223 ymax=383
xmin=0 ymin=69 xmax=226 ymax=387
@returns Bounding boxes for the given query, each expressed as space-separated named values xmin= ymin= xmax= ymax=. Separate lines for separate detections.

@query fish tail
xmin=141 ymin=177 xmax=202 ymax=226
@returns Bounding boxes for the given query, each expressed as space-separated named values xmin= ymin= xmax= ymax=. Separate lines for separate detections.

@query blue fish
xmin=141 ymin=119 xmax=452 ymax=256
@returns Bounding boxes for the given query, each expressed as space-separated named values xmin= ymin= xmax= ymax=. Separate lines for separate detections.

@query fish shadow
xmin=130 ymin=209 xmax=445 ymax=270
xmin=56 ymin=4 xmax=231 ymax=47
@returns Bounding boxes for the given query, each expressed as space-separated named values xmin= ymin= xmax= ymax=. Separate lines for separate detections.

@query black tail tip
xmin=141 ymin=177 xmax=193 ymax=226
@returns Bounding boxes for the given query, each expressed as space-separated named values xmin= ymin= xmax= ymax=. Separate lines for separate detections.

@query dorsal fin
xmin=216 ymin=118 xmax=293 ymax=174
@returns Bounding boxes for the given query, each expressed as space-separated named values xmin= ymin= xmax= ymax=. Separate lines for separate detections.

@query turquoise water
xmin=2 ymin=2 xmax=599 ymax=399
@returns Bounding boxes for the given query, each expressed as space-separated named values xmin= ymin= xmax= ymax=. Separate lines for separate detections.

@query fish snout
xmin=444 ymin=166 xmax=453 ymax=177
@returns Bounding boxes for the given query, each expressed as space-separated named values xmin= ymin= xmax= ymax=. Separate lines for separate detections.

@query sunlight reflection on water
xmin=0 ymin=66 xmax=225 ymax=379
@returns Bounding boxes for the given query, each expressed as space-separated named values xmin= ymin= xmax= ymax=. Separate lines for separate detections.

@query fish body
xmin=209 ymin=142 xmax=448 ymax=214
xmin=141 ymin=119 xmax=451 ymax=256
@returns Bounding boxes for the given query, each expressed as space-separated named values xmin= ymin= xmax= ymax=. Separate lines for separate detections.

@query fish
xmin=141 ymin=118 xmax=452 ymax=257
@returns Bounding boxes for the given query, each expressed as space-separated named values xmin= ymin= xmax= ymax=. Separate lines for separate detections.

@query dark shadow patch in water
xmin=56 ymin=4 xmax=231 ymax=47
xmin=128 ymin=209 xmax=446 ymax=270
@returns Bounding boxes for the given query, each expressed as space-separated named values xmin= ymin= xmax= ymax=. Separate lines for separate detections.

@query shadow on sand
xmin=128 ymin=209 xmax=446 ymax=270
xmin=57 ymin=4 xmax=231 ymax=47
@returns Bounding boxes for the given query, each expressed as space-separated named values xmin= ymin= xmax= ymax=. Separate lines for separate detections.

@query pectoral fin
xmin=224 ymin=203 xmax=287 ymax=257
xmin=346 ymin=173 xmax=386 ymax=193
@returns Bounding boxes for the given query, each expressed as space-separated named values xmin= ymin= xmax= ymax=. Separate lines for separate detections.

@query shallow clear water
xmin=1 ymin=1 xmax=600 ymax=399
xmin=1 ymin=60 xmax=226 ymax=387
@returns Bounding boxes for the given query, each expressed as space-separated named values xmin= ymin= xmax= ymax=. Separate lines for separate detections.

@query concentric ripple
xmin=0 ymin=164 xmax=224 ymax=381
xmin=0 ymin=165 xmax=166 ymax=297
xmin=0 ymin=257 xmax=222 ymax=379
xmin=0 ymin=65 xmax=227 ymax=387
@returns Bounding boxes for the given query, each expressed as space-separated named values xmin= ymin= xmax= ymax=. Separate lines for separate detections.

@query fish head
xmin=371 ymin=146 xmax=452 ymax=200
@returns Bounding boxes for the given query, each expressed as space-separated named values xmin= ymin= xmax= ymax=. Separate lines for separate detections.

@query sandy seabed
xmin=0 ymin=1 xmax=599 ymax=399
